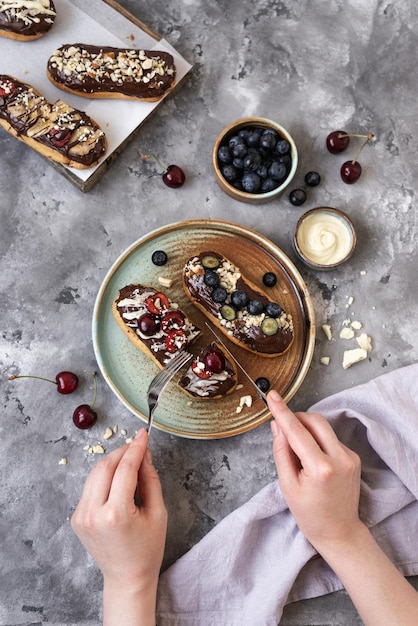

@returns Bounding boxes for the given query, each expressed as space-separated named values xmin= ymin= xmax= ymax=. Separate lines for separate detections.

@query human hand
xmin=268 ymin=389 xmax=363 ymax=553
xmin=71 ymin=428 xmax=167 ymax=624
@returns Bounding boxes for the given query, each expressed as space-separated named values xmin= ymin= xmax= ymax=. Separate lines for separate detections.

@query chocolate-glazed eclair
xmin=112 ymin=284 xmax=201 ymax=368
xmin=0 ymin=0 xmax=56 ymax=41
xmin=47 ymin=44 xmax=176 ymax=101
xmin=183 ymin=252 xmax=294 ymax=357
xmin=0 ymin=75 xmax=107 ymax=169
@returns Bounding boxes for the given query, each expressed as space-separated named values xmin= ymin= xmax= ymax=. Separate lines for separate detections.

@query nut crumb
xmin=103 ymin=427 xmax=113 ymax=440
xmin=58 ymin=457 xmax=68 ymax=465
xmin=340 ymin=327 xmax=355 ymax=340
xmin=125 ymin=436 xmax=133 ymax=444
xmin=321 ymin=324 xmax=332 ymax=340
xmin=158 ymin=276 xmax=173 ymax=288
xmin=351 ymin=320 xmax=362 ymax=330
xmin=357 ymin=333 xmax=372 ymax=352
xmin=320 ymin=356 xmax=330 ymax=365
xmin=120 ymin=429 xmax=127 ymax=436
xmin=346 ymin=296 xmax=354 ymax=307
xmin=91 ymin=444 xmax=105 ymax=455
xmin=360 ymin=270 xmax=367 ymax=276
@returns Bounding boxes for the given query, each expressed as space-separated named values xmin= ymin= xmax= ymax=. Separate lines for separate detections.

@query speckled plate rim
xmin=92 ymin=219 xmax=315 ymax=439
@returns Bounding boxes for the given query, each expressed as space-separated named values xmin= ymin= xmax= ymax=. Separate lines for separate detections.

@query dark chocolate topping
xmin=0 ymin=0 xmax=56 ymax=37
xmin=47 ymin=44 xmax=176 ymax=99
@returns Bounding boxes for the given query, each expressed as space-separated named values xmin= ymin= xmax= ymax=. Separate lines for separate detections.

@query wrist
xmin=103 ymin=576 xmax=158 ymax=626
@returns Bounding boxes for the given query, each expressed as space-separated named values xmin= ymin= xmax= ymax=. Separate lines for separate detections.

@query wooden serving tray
xmin=0 ymin=0 xmax=192 ymax=192
xmin=54 ymin=0 xmax=193 ymax=192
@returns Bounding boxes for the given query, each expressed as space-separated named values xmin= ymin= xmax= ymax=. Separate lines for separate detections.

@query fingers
xmin=80 ymin=443 xmax=130 ymax=506
xmin=267 ymin=390 xmax=342 ymax=471
xmin=107 ymin=429 xmax=149 ymax=506
xmin=137 ymin=448 xmax=166 ymax=518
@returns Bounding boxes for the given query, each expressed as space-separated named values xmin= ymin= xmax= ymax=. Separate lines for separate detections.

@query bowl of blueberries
xmin=213 ymin=117 xmax=298 ymax=204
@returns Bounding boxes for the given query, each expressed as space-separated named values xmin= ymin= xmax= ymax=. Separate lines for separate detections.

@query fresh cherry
xmin=73 ymin=371 xmax=98 ymax=430
xmin=163 ymin=164 xmax=185 ymax=188
xmin=8 ymin=370 xmax=79 ymax=394
xmin=204 ymin=349 xmax=225 ymax=374
xmin=340 ymin=133 xmax=374 ymax=184
xmin=142 ymin=153 xmax=185 ymax=188
xmin=138 ymin=313 xmax=160 ymax=336
xmin=340 ymin=160 xmax=362 ymax=184
xmin=326 ymin=130 xmax=350 ymax=154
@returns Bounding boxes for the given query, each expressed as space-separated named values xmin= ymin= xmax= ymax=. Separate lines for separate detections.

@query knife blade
xmin=205 ymin=322 xmax=268 ymax=405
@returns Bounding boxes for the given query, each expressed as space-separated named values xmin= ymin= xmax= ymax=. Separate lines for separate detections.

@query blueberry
xmin=228 ymin=135 xmax=242 ymax=149
xmin=260 ymin=177 xmax=278 ymax=193
xmin=289 ymin=188 xmax=307 ymax=206
xmin=243 ymin=151 xmax=261 ymax=171
xmin=238 ymin=128 xmax=251 ymax=141
xmin=232 ymin=142 xmax=247 ymax=159
xmin=266 ymin=302 xmax=283 ymax=317
xmin=247 ymin=299 xmax=264 ymax=315
xmin=204 ymin=269 xmax=220 ymax=288
xmin=304 ymin=171 xmax=321 ymax=186
xmin=255 ymin=377 xmax=270 ymax=393
xmin=260 ymin=132 xmax=277 ymax=151
xmin=262 ymin=272 xmax=277 ymax=287
xmin=151 ymin=250 xmax=168 ymax=266
xmin=241 ymin=172 xmax=261 ymax=193
xmin=221 ymin=164 xmax=239 ymax=183
xmin=211 ymin=286 xmax=228 ymax=303
xmin=278 ymin=154 xmax=291 ymax=169
xmin=256 ymin=162 xmax=270 ymax=179
xmin=246 ymin=129 xmax=262 ymax=147
xmin=232 ymin=157 xmax=245 ymax=169
xmin=231 ymin=290 xmax=249 ymax=309
xmin=269 ymin=160 xmax=287 ymax=182
xmin=218 ymin=145 xmax=232 ymax=164
xmin=275 ymin=139 xmax=291 ymax=155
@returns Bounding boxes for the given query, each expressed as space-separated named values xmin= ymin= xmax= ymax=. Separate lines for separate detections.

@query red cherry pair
xmin=8 ymin=370 xmax=97 ymax=429
xmin=326 ymin=131 xmax=375 ymax=184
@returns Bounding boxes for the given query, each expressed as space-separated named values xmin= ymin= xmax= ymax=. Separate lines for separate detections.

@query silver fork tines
xmin=146 ymin=349 xmax=192 ymax=435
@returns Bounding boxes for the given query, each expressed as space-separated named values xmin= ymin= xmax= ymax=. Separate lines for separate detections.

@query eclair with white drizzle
xmin=112 ymin=284 xmax=201 ymax=369
xmin=0 ymin=0 xmax=56 ymax=41
xmin=0 ymin=75 xmax=107 ymax=169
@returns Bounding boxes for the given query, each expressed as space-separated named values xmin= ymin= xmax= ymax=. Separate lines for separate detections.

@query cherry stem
xmin=90 ymin=371 xmax=97 ymax=409
xmin=142 ymin=153 xmax=167 ymax=174
xmin=338 ymin=133 xmax=374 ymax=139
xmin=351 ymin=134 xmax=375 ymax=164
xmin=8 ymin=374 xmax=56 ymax=385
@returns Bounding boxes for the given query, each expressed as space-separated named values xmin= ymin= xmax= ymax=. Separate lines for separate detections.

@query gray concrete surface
xmin=1 ymin=0 xmax=418 ymax=624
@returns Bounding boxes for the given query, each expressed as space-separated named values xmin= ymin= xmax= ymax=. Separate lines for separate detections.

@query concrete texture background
xmin=1 ymin=0 xmax=418 ymax=624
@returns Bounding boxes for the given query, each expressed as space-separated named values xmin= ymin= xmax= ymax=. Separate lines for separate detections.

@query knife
xmin=205 ymin=322 xmax=268 ymax=405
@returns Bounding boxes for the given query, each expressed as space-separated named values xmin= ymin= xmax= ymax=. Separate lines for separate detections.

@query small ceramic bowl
xmin=293 ymin=207 xmax=356 ymax=270
xmin=213 ymin=117 xmax=298 ymax=204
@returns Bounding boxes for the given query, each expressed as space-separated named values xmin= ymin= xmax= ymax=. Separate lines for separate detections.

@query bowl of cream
xmin=294 ymin=207 xmax=356 ymax=270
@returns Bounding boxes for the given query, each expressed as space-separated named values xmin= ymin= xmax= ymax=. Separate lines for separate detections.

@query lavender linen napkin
xmin=156 ymin=363 xmax=418 ymax=625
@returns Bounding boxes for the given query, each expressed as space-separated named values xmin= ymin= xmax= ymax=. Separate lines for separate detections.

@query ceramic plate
xmin=92 ymin=219 xmax=315 ymax=439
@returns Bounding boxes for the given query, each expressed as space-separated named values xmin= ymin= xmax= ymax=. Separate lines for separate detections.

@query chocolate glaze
xmin=178 ymin=342 xmax=237 ymax=398
xmin=0 ymin=1 xmax=56 ymax=38
xmin=47 ymin=44 xmax=176 ymax=99
xmin=0 ymin=75 xmax=106 ymax=167
xmin=115 ymin=284 xmax=200 ymax=366
xmin=184 ymin=252 xmax=293 ymax=355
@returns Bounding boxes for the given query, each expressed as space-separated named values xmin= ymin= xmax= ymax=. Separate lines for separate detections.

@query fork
xmin=146 ymin=349 xmax=193 ymax=434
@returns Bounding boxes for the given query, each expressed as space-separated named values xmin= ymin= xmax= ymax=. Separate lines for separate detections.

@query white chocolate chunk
xmin=320 ymin=356 xmax=330 ymax=365
xmin=342 ymin=348 xmax=367 ymax=369
xmin=357 ymin=333 xmax=372 ymax=352
xmin=322 ymin=324 xmax=332 ymax=340
xmin=340 ymin=327 xmax=355 ymax=340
